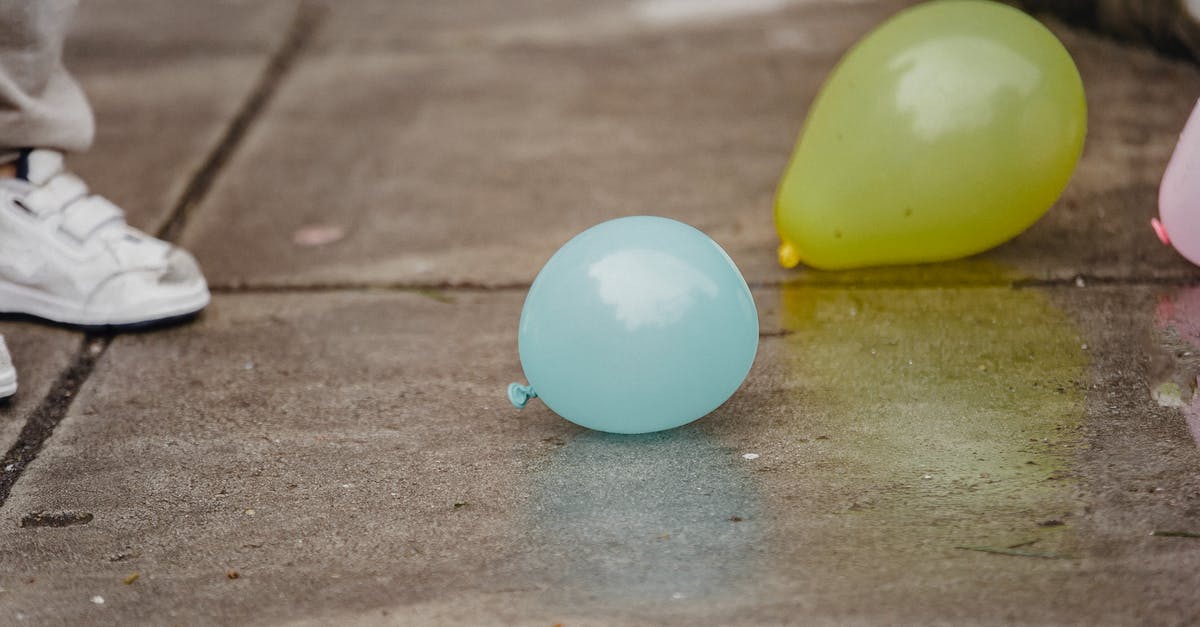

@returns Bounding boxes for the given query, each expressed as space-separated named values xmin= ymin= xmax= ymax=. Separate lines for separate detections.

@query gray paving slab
xmin=181 ymin=3 xmax=1200 ymax=290
xmin=312 ymin=0 xmax=611 ymax=52
xmin=176 ymin=0 xmax=899 ymax=289
xmin=67 ymin=0 xmax=296 ymax=62
xmin=0 ymin=325 xmax=82 ymax=470
xmin=310 ymin=0 xmax=897 ymax=53
xmin=60 ymin=0 xmax=296 ymax=233
xmin=0 ymin=287 xmax=1197 ymax=624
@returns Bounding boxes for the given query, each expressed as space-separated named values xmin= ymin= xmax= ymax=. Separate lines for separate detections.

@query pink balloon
xmin=1157 ymin=98 xmax=1200 ymax=267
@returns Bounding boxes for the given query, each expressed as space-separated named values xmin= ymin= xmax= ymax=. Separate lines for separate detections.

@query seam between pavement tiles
xmin=157 ymin=0 xmax=325 ymax=242
xmin=202 ymin=274 xmax=1200 ymax=294
xmin=0 ymin=337 xmax=106 ymax=506
xmin=0 ymin=1 xmax=324 ymax=511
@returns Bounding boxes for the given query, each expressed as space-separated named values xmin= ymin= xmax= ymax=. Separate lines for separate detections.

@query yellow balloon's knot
xmin=778 ymin=242 xmax=801 ymax=269
xmin=508 ymin=383 xmax=538 ymax=409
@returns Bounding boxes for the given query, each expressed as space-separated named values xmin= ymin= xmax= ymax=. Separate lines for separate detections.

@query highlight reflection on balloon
xmin=509 ymin=216 xmax=759 ymax=434
xmin=775 ymin=0 xmax=1086 ymax=270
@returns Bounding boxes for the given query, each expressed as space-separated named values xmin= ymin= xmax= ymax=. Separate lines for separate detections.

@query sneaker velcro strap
xmin=60 ymin=196 xmax=126 ymax=242
xmin=24 ymin=173 xmax=89 ymax=216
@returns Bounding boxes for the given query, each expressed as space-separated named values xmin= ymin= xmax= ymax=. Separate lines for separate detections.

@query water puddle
xmin=522 ymin=430 xmax=761 ymax=611
xmin=1151 ymin=286 xmax=1200 ymax=446
xmin=761 ymin=284 xmax=1087 ymax=604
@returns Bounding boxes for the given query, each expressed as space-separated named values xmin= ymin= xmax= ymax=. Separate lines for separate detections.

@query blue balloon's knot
xmin=508 ymin=383 xmax=537 ymax=409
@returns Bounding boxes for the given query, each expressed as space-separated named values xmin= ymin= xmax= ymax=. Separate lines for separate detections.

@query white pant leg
xmin=0 ymin=0 xmax=93 ymax=160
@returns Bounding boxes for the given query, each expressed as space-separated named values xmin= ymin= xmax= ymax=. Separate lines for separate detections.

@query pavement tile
xmin=183 ymin=3 xmax=1200 ymax=291
xmin=60 ymin=0 xmax=296 ymax=233
xmin=0 ymin=286 xmax=1197 ymax=624
xmin=310 ymin=0 xmax=900 ymax=53
xmin=312 ymin=0 xmax=608 ymax=52
xmin=0 ymin=324 xmax=82 ymax=466
xmin=0 ymin=291 xmax=541 ymax=624
xmin=67 ymin=0 xmax=295 ymax=63
xmin=178 ymin=1 xmax=899 ymax=289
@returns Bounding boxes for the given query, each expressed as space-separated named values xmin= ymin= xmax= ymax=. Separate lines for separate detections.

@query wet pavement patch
xmin=955 ymin=545 xmax=1069 ymax=559
xmin=764 ymin=284 xmax=1087 ymax=573
xmin=1152 ymin=286 xmax=1200 ymax=446
xmin=523 ymin=429 xmax=762 ymax=609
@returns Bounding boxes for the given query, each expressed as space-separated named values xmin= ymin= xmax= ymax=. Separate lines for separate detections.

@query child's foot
xmin=0 ymin=335 xmax=15 ymax=399
xmin=0 ymin=150 xmax=209 ymax=328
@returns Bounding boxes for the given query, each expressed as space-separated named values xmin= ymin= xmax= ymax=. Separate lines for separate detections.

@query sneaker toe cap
xmin=160 ymin=248 xmax=204 ymax=286
xmin=87 ymin=248 xmax=210 ymax=323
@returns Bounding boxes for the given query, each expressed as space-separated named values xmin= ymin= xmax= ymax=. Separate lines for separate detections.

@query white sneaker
xmin=0 ymin=335 xmax=15 ymax=399
xmin=0 ymin=150 xmax=209 ymax=328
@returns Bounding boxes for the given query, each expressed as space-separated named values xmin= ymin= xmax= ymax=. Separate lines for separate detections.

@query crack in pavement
xmin=200 ymin=274 xmax=1200 ymax=296
xmin=0 ymin=336 xmax=108 ymax=507
xmin=157 ymin=0 xmax=325 ymax=243
xmin=209 ymin=282 xmax=533 ymax=294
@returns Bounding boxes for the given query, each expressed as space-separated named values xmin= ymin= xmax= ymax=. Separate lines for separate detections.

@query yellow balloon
xmin=775 ymin=0 xmax=1086 ymax=270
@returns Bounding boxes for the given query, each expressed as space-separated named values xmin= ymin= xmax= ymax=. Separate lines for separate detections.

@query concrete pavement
xmin=1 ymin=1 xmax=1199 ymax=624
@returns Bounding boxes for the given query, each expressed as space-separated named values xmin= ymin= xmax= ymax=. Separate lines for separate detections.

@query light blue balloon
xmin=509 ymin=216 xmax=759 ymax=434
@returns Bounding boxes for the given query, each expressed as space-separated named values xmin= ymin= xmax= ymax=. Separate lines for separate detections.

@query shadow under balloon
xmin=768 ymin=276 xmax=1088 ymax=570
xmin=520 ymin=429 xmax=762 ymax=611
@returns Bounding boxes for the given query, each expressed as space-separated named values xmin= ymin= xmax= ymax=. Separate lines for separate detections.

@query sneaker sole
xmin=0 ymin=281 xmax=210 ymax=330
xmin=0 ymin=367 xmax=14 ymax=399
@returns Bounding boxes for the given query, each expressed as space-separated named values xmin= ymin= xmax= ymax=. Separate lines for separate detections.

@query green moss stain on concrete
xmin=776 ymin=285 xmax=1087 ymax=553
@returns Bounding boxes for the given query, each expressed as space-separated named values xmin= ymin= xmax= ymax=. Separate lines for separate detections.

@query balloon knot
xmin=508 ymin=383 xmax=537 ymax=409
xmin=1151 ymin=218 xmax=1171 ymax=245
xmin=778 ymin=242 xmax=801 ymax=269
